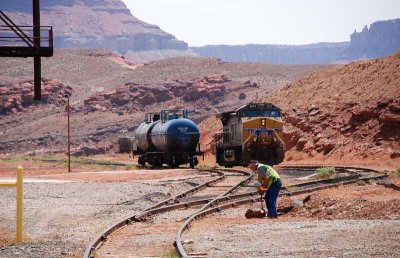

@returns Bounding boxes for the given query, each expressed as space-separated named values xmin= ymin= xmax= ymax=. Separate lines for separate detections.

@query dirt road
xmin=0 ymin=168 xmax=399 ymax=257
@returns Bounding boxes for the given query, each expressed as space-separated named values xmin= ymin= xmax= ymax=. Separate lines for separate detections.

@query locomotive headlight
xmin=261 ymin=118 xmax=266 ymax=126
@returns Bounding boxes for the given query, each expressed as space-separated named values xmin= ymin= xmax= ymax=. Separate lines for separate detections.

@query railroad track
xmin=83 ymin=165 xmax=387 ymax=258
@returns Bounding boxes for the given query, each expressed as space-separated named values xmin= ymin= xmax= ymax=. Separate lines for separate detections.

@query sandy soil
xmin=0 ymin=168 xmax=210 ymax=257
xmin=186 ymin=218 xmax=400 ymax=257
xmin=0 ymin=161 xmax=399 ymax=257
xmin=184 ymin=183 xmax=400 ymax=257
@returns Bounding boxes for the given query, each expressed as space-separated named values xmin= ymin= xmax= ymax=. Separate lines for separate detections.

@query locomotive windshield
xmin=242 ymin=109 xmax=281 ymax=118
xmin=242 ymin=110 xmax=261 ymax=117
xmin=263 ymin=110 xmax=280 ymax=117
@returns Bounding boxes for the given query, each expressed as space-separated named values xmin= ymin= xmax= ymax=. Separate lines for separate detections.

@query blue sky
xmin=122 ymin=0 xmax=400 ymax=46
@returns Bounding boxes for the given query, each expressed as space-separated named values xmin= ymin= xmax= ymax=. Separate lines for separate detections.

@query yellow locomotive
xmin=214 ymin=102 xmax=285 ymax=167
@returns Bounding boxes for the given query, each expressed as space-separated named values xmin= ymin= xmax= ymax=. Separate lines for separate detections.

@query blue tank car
xmin=133 ymin=110 xmax=203 ymax=168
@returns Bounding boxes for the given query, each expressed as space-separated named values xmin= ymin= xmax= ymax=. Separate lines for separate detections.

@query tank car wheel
xmin=158 ymin=157 xmax=164 ymax=168
xmin=152 ymin=156 xmax=163 ymax=168
xmin=138 ymin=156 xmax=145 ymax=166
xmin=189 ymin=157 xmax=195 ymax=169
xmin=169 ymin=156 xmax=179 ymax=168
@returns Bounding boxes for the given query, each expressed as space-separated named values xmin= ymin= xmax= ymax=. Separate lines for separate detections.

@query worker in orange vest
xmin=249 ymin=160 xmax=282 ymax=218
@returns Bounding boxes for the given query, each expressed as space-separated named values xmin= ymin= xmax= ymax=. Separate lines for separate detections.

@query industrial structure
xmin=0 ymin=0 xmax=53 ymax=100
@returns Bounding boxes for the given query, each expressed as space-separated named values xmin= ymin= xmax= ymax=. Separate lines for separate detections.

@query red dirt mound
xmin=262 ymin=51 xmax=400 ymax=164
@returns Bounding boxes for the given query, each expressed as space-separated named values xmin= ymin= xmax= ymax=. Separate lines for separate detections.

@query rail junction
xmin=83 ymin=166 xmax=388 ymax=258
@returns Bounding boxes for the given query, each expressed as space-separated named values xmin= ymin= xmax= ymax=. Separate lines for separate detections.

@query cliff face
xmin=191 ymin=19 xmax=400 ymax=64
xmin=349 ymin=19 xmax=400 ymax=59
xmin=1 ymin=0 xmax=188 ymax=53
xmin=191 ymin=43 xmax=349 ymax=65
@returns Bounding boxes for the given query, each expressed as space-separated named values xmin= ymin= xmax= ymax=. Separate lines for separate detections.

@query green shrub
xmin=160 ymin=248 xmax=179 ymax=258
xmin=285 ymin=186 xmax=300 ymax=192
xmin=388 ymin=167 xmax=400 ymax=179
xmin=316 ymin=167 xmax=336 ymax=179
xmin=125 ymin=164 xmax=135 ymax=170
xmin=3 ymin=155 xmax=29 ymax=163
xmin=196 ymin=163 xmax=220 ymax=170
xmin=357 ymin=180 xmax=367 ymax=186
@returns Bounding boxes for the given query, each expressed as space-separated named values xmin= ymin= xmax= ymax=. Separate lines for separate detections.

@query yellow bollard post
xmin=16 ymin=166 xmax=23 ymax=242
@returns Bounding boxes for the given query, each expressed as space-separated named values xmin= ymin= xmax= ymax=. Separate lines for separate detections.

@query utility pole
xmin=65 ymin=94 xmax=71 ymax=172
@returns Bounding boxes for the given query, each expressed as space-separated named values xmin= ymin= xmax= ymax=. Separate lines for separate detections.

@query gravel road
xmin=0 ymin=176 xmax=200 ymax=258
xmin=185 ymin=211 xmax=400 ymax=257
xmin=1 ymin=169 xmax=399 ymax=258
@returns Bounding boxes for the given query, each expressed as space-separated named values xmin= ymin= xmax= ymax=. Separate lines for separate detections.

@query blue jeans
xmin=265 ymin=178 xmax=282 ymax=217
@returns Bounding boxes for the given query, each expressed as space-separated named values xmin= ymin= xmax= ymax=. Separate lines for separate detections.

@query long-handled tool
xmin=259 ymin=195 xmax=266 ymax=216
xmin=245 ymin=194 xmax=266 ymax=219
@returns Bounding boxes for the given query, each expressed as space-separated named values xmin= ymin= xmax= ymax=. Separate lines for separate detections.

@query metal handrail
xmin=0 ymin=26 xmax=53 ymax=48
xmin=0 ymin=10 xmax=34 ymax=47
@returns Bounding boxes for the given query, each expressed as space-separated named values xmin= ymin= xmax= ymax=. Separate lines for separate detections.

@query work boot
xmin=267 ymin=214 xmax=278 ymax=219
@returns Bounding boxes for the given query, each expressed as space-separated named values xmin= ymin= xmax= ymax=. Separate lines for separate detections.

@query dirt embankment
xmin=260 ymin=52 xmax=400 ymax=167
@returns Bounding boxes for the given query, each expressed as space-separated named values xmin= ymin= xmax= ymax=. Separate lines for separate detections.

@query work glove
xmin=256 ymin=186 xmax=265 ymax=195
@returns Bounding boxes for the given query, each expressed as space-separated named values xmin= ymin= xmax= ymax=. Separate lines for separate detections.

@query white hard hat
xmin=249 ymin=160 xmax=259 ymax=166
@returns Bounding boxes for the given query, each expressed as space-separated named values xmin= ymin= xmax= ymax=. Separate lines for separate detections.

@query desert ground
xmin=1 ymin=0 xmax=399 ymax=256
xmin=0 ymin=154 xmax=399 ymax=257
xmin=1 ymin=50 xmax=399 ymax=257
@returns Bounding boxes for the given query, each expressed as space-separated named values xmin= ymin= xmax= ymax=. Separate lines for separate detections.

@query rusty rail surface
xmin=82 ymin=166 xmax=386 ymax=258
xmin=83 ymin=168 xmax=252 ymax=258
xmin=174 ymin=166 xmax=387 ymax=257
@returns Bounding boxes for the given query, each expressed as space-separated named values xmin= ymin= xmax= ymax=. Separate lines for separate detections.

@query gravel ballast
xmin=1 ymin=170 xmax=399 ymax=258
xmin=0 ymin=179 xmax=195 ymax=258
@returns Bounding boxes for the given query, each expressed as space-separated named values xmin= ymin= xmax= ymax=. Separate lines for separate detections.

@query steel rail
xmin=196 ymin=168 xmax=253 ymax=213
xmin=83 ymin=169 xmax=248 ymax=258
xmin=174 ymin=166 xmax=388 ymax=257
xmin=82 ymin=165 xmax=386 ymax=258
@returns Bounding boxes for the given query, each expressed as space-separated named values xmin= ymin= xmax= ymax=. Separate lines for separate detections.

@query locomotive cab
xmin=214 ymin=103 xmax=285 ymax=167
